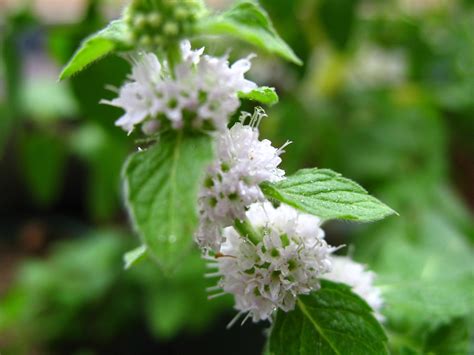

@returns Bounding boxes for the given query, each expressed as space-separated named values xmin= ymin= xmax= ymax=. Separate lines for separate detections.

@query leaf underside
xmin=197 ymin=1 xmax=302 ymax=65
xmin=239 ymin=86 xmax=279 ymax=106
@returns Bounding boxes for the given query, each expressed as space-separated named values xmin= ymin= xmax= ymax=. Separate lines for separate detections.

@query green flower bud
xmin=133 ymin=13 xmax=147 ymax=28
xmin=127 ymin=0 xmax=206 ymax=49
xmin=147 ymin=12 xmax=162 ymax=27
xmin=139 ymin=34 xmax=153 ymax=47
xmin=163 ymin=21 xmax=179 ymax=36
xmin=174 ymin=6 xmax=189 ymax=20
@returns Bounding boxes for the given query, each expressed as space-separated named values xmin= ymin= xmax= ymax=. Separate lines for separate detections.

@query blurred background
xmin=0 ymin=0 xmax=473 ymax=354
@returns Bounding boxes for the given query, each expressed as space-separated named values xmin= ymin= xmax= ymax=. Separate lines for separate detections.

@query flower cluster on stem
xmin=105 ymin=34 xmax=384 ymax=324
xmin=103 ymin=41 xmax=256 ymax=134
xmin=195 ymin=109 xmax=288 ymax=251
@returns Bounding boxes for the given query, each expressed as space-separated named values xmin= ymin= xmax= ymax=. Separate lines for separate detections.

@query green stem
xmin=166 ymin=41 xmax=182 ymax=77
xmin=234 ymin=218 xmax=261 ymax=245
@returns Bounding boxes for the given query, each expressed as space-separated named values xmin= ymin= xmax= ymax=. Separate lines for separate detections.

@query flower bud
xmin=127 ymin=0 xmax=205 ymax=49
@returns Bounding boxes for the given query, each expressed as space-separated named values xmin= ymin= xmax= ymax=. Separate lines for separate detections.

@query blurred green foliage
xmin=0 ymin=0 xmax=473 ymax=353
xmin=0 ymin=230 xmax=231 ymax=353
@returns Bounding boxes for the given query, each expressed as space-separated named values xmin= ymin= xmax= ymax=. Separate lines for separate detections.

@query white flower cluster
xmin=325 ymin=256 xmax=384 ymax=320
xmin=207 ymin=202 xmax=335 ymax=323
xmin=195 ymin=109 xmax=287 ymax=251
xmin=104 ymin=36 xmax=385 ymax=325
xmin=103 ymin=40 xmax=256 ymax=133
xmin=193 ymin=107 xmax=384 ymax=324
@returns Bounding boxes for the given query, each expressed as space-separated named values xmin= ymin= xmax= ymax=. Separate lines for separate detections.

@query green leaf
xmin=363 ymin=210 xmax=474 ymax=333
xmin=318 ymin=0 xmax=359 ymax=50
xmin=354 ymin=181 xmax=474 ymax=335
xmin=59 ymin=19 xmax=129 ymax=80
xmin=423 ymin=318 xmax=472 ymax=355
xmin=268 ymin=280 xmax=389 ymax=355
xmin=123 ymin=132 xmax=213 ymax=269
xmin=238 ymin=86 xmax=279 ymax=106
xmin=196 ymin=1 xmax=302 ymax=65
xmin=123 ymin=245 xmax=147 ymax=270
xmin=261 ymin=168 xmax=396 ymax=222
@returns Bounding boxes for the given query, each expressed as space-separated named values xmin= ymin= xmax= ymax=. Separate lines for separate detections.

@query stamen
xmin=278 ymin=140 xmax=292 ymax=154
xmin=251 ymin=106 xmax=267 ymax=127
xmin=239 ymin=111 xmax=252 ymax=125
xmin=240 ymin=312 xmax=252 ymax=326
xmin=226 ymin=311 xmax=245 ymax=329
xmin=104 ymin=85 xmax=119 ymax=93
xmin=205 ymin=271 xmax=222 ymax=278
xmin=208 ymin=291 xmax=227 ymax=300
xmin=206 ymin=285 xmax=221 ymax=292
xmin=202 ymin=255 xmax=217 ymax=261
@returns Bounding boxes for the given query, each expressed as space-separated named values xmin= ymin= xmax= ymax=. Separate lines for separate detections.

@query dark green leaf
xmin=196 ymin=1 xmax=302 ymax=65
xmin=19 ymin=132 xmax=67 ymax=206
xmin=319 ymin=0 xmax=359 ymax=50
xmin=268 ymin=280 xmax=389 ymax=355
xmin=424 ymin=318 xmax=472 ymax=355
xmin=123 ymin=132 xmax=213 ymax=269
xmin=239 ymin=86 xmax=279 ymax=106
xmin=261 ymin=168 xmax=396 ymax=222
xmin=59 ymin=19 xmax=129 ymax=80
xmin=134 ymin=250 xmax=232 ymax=339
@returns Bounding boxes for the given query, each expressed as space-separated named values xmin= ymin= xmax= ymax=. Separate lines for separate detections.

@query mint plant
xmin=61 ymin=0 xmax=396 ymax=353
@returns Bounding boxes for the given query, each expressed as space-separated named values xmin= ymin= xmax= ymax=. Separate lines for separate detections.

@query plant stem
xmin=166 ymin=41 xmax=182 ymax=77
xmin=234 ymin=218 xmax=261 ymax=245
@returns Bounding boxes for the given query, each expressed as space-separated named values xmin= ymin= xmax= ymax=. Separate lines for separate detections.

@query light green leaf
xmin=123 ymin=132 xmax=213 ymax=269
xmin=60 ymin=20 xmax=129 ymax=80
xmin=365 ymin=210 xmax=474 ymax=332
xmin=261 ymin=168 xmax=396 ymax=222
xmin=268 ymin=280 xmax=389 ymax=355
xmin=123 ymin=245 xmax=147 ymax=270
xmin=239 ymin=86 xmax=278 ymax=106
xmin=196 ymin=1 xmax=302 ymax=65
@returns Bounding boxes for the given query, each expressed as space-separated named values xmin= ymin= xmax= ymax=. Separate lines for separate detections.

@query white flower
xmin=206 ymin=202 xmax=335 ymax=323
xmin=324 ymin=256 xmax=384 ymax=321
xmin=195 ymin=109 xmax=289 ymax=250
xmin=102 ymin=40 xmax=257 ymax=133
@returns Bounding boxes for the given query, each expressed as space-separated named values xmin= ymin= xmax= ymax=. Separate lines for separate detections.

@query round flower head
xmin=102 ymin=40 xmax=257 ymax=134
xmin=125 ymin=0 xmax=205 ymax=49
xmin=324 ymin=256 xmax=384 ymax=321
xmin=206 ymin=202 xmax=335 ymax=324
xmin=195 ymin=109 xmax=289 ymax=250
